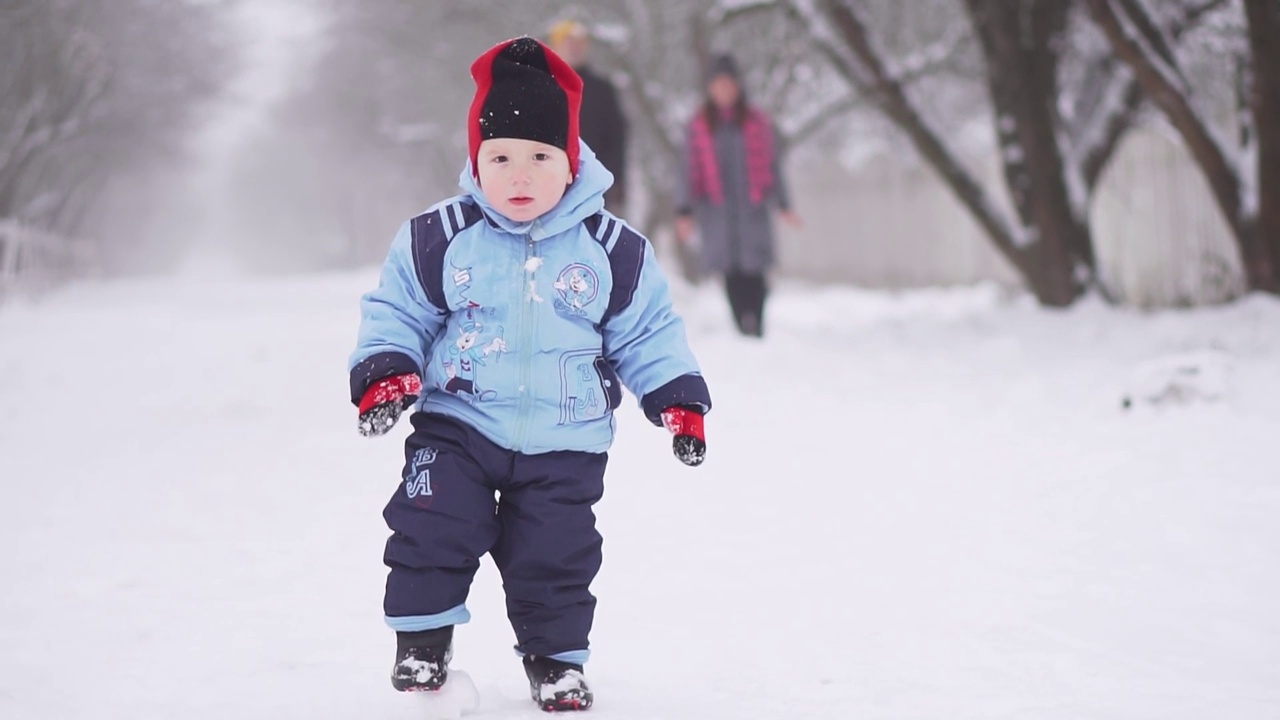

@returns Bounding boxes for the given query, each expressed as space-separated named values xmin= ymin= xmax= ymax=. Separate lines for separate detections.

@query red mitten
xmin=661 ymin=406 xmax=706 ymax=466
xmin=357 ymin=374 xmax=423 ymax=437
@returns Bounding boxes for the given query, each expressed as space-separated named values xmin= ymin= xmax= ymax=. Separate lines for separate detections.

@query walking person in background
xmin=548 ymin=20 xmax=629 ymax=211
xmin=676 ymin=53 xmax=801 ymax=338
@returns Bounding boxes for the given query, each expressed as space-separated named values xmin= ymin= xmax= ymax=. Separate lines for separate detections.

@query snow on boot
xmin=391 ymin=626 xmax=453 ymax=692
xmin=522 ymin=655 xmax=593 ymax=712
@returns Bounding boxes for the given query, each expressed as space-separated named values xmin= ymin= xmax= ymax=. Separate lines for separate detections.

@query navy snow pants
xmin=383 ymin=413 xmax=607 ymax=658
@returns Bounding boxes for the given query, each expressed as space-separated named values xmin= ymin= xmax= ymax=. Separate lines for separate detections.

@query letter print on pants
xmin=383 ymin=415 xmax=502 ymax=620
xmin=383 ymin=413 xmax=608 ymax=657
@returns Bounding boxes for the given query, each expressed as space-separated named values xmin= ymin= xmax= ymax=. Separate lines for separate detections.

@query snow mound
xmin=404 ymin=669 xmax=480 ymax=720
xmin=1122 ymin=349 xmax=1232 ymax=409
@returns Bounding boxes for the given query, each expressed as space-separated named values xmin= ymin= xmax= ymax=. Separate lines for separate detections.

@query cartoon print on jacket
xmin=441 ymin=307 xmax=506 ymax=402
xmin=553 ymin=263 xmax=599 ymax=317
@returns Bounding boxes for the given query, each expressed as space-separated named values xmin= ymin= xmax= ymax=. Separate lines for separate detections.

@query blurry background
xmin=2 ymin=0 xmax=1278 ymax=308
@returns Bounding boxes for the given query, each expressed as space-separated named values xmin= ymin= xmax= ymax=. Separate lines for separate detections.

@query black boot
xmin=522 ymin=654 xmax=593 ymax=712
xmin=391 ymin=626 xmax=453 ymax=692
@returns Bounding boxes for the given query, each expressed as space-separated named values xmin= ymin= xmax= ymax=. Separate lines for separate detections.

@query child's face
xmin=477 ymin=138 xmax=572 ymax=222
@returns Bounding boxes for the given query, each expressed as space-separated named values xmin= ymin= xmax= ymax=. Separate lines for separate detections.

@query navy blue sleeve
xmin=598 ymin=218 xmax=711 ymax=426
xmin=639 ymin=374 xmax=712 ymax=425
xmin=349 ymin=351 xmax=420 ymax=406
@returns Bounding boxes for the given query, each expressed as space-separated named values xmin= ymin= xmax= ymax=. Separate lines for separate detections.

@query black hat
xmin=706 ymin=53 xmax=741 ymax=82
xmin=468 ymin=37 xmax=584 ymax=176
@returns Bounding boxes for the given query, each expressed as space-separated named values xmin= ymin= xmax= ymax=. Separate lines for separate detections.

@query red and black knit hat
xmin=468 ymin=37 xmax=584 ymax=178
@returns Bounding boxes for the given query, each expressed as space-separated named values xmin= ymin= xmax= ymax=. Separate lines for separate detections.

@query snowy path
xmin=2 ymin=273 xmax=1278 ymax=719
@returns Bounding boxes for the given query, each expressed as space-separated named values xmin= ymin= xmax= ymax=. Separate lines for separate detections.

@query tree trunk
xmin=1244 ymin=0 xmax=1280 ymax=291
xmin=965 ymin=0 xmax=1089 ymax=306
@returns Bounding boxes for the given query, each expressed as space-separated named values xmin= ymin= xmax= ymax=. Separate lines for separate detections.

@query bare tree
xmin=1088 ymin=0 xmax=1278 ymax=294
xmin=0 ymin=0 xmax=231 ymax=240
xmin=780 ymin=0 xmax=1229 ymax=306
xmin=0 ymin=2 xmax=107 ymax=229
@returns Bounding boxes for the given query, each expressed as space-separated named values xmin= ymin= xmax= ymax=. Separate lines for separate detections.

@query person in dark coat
xmin=549 ymin=20 xmax=628 ymax=210
xmin=676 ymin=54 xmax=802 ymax=338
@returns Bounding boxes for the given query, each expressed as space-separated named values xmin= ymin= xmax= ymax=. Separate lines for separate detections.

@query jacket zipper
xmin=512 ymin=231 xmax=538 ymax=450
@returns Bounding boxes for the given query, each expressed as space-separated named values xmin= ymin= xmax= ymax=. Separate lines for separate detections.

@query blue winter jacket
xmin=349 ymin=142 xmax=711 ymax=454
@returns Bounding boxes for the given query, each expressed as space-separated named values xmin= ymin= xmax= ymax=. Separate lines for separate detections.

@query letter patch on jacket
xmin=558 ymin=349 xmax=621 ymax=424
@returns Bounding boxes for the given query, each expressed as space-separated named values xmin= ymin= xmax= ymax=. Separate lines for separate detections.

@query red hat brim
xmin=468 ymin=37 xmax=583 ymax=179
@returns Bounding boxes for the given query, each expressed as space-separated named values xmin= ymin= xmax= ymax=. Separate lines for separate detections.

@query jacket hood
xmin=459 ymin=139 xmax=613 ymax=241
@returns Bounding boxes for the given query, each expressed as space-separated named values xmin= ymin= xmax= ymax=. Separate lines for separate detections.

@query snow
xmin=2 ymin=272 xmax=1280 ymax=719
xmin=535 ymin=669 xmax=587 ymax=703
xmin=1120 ymin=349 xmax=1232 ymax=408
xmin=1000 ymin=142 xmax=1024 ymax=165
xmin=883 ymin=24 xmax=967 ymax=82
xmin=412 ymin=670 xmax=481 ymax=720
xmin=1240 ymin=129 xmax=1259 ymax=222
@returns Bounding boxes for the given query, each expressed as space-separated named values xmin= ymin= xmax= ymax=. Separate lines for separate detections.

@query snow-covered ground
xmin=2 ymin=271 xmax=1278 ymax=719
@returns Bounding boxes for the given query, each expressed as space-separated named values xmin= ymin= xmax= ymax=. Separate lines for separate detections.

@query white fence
xmin=1090 ymin=131 xmax=1244 ymax=306
xmin=0 ymin=219 xmax=96 ymax=299
xmin=778 ymin=129 xmax=1243 ymax=307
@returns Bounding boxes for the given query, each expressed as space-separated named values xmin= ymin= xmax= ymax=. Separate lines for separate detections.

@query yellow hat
xmin=548 ymin=20 xmax=587 ymax=47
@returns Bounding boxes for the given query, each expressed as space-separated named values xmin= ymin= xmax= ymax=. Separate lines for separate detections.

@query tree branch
xmin=787 ymin=0 xmax=1031 ymax=274
xmin=1072 ymin=0 xmax=1234 ymax=190
xmin=783 ymin=93 xmax=862 ymax=151
xmin=709 ymin=0 xmax=782 ymax=25
xmin=1243 ymin=0 xmax=1280 ymax=285
xmin=1087 ymin=0 xmax=1245 ymax=232
xmin=590 ymin=39 xmax=683 ymax=159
